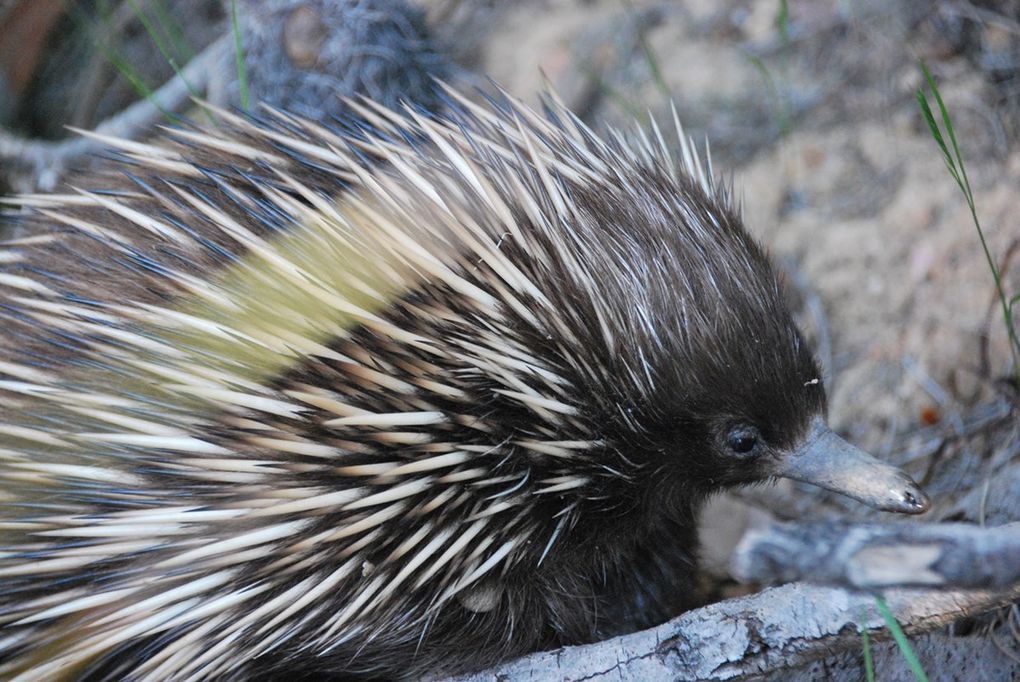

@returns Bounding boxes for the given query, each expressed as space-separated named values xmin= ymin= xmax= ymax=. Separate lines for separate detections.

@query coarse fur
xmin=0 ymin=87 xmax=824 ymax=680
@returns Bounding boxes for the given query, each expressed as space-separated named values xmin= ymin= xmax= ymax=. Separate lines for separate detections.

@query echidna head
xmin=467 ymin=150 xmax=929 ymax=523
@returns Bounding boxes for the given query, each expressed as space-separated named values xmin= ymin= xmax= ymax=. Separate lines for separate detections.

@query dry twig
xmin=0 ymin=35 xmax=228 ymax=192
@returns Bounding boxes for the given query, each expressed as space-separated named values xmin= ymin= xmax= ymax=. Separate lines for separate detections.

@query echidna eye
xmin=726 ymin=427 xmax=759 ymax=457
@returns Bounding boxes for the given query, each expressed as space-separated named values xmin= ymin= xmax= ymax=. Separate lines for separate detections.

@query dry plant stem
xmin=732 ymin=521 xmax=1020 ymax=589
xmin=0 ymin=34 xmax=229 ymax=192
xmin=452 ymin=583 xmax=1020 ymax=682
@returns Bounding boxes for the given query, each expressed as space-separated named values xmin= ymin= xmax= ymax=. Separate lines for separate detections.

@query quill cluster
xmin=0 ymin=88 xmax=927 ymax=680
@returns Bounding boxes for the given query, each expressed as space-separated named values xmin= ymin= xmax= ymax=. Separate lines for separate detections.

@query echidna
xmin=0 ymin=88 xmax=929 ymax=680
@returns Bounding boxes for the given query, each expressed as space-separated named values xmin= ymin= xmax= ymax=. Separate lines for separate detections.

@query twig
xmin=0 ymin=34 xmax=229 ymax=191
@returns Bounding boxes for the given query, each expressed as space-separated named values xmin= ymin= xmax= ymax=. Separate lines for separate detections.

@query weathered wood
xmin=732 ymin=521 xmax=1020 ymax=589
xmin=451 ymin=583 xmax=1020 ymax=681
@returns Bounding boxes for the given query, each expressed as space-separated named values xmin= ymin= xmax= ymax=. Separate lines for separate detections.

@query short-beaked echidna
xmin=0 ymin=89 xmax=929 ymax=680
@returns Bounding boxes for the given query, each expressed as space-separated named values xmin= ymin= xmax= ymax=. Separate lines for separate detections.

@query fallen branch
xmin=732 ymin=521 xmax=1020 ymax=589
xmin=451 ymin=583 xmax=1020 ymax=681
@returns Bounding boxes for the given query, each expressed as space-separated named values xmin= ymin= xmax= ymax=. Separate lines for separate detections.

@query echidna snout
xmin=0 ymin=89 xmax=928 ymax=680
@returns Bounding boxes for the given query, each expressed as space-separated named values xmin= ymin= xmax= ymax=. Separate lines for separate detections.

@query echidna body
xmin=0 ymin=90 xmax=927 ymax=680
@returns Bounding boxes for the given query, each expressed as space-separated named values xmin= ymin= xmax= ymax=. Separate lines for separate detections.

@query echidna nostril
xmin=903 ymin=488 xmax=931 ymax=513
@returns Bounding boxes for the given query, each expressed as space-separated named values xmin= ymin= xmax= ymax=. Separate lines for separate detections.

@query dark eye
xmin=726 ymin=427 xmax=760 ymax=457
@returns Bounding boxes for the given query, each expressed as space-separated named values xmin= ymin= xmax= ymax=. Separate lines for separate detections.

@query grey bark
xmin=732 ymin=521 xmax=1020 ymax=590
xmin=452 ymin=583 xmax=1020 ymax=681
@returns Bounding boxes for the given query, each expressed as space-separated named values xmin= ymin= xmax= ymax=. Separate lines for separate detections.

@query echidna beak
xmin=776 ymin=417 xmax=931 ymax=515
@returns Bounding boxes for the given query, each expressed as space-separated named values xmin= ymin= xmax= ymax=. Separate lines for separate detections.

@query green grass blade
xmin=747 ymin=53 xmax=791 ymax=137
xmin=64 ymin=0 xmax=177 ymax=123
xmin=148 ymin=0 xmax=195 ymax=64
xmin=861 ymin=615 xmax=876 ymax=682
xmin=620 ymin=0 xmax=671 ymax=100
xmin=230 ymin=0 xmax=250 ymax=111
xmin=918 ymin=62 xmax=1020 ymax=384
xmin=921 ymin=63 xmax=972 ymax=198
xmin=915 ymin=87 xmax=964 ymax=187
xmin=875 ymin=596 xmax=929 ymax=682
xmin=916 ymin=90 xmax=951 ymax=168
xmin=588 ymin=71 xmax=642 ymax=119
xmin=126 ymin=0 xmax=199 ymax=101
xmin=776 ymin=0 xmax=790 ymax=45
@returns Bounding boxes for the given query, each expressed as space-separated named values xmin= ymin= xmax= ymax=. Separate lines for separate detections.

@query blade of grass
xmin=776 ymin=0 xmax=790 ymax=46
xmin=918 ymin=62 xmax=1020 ymax=384
xmin=230 ymin=0 xmax=250 ymax=111
xmin=148 ymin=0 xmax=195 ymax=64
xmin=591 ymin=74 xmax=643 ymax=120
xmin=126 ymin=0 xmax=199 ymax=100
xmin=924 ymin=64 xmax=971 ymax=195
xmin=621 ymin=0 xmax=671 ymax=101
xmin=65 ymin=0 xmax=177 ymax=123
xmin=746 ymin=53 xmax=791 ymax=137
xmin=125 ymin=0 xmax=216 ymax=125
xmin=915 ymin=91 xmax=955 ymax=180
xmin=875 ymin=595 xmax=929 ymax=682
xmin=861 ymin=612 xmax=876 ymax=682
